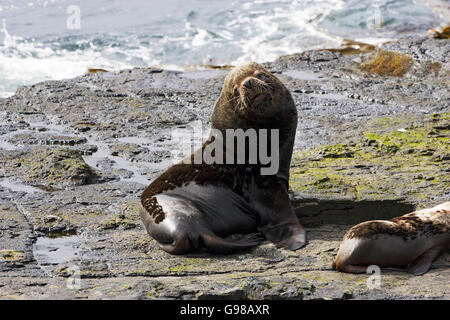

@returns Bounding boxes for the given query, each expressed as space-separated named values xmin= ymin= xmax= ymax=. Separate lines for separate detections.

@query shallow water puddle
xmin=0 ymin=178 xmax=44 ymax=193
xmin=283 ymin=70 xmax=325 ymax=80
xmin=2 ymin=117 xmax=172 ymax=186
xmin=0 ymin=139 xmax=18 ymax=151
xmin=82 ymin=138 xmax=156 ymax=185
xmin=33 ymin=234 xmax=82 ymax=266
xmin=309 ymin=93 xmax=350 ymax=101
xmin=84 ymin=135 xmax=174 ymax=185
xmin=181 ymin=70 xmax=228 ymax=80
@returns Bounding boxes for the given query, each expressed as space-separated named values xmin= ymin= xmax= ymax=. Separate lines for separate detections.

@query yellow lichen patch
xmin=427 ymin=26 xmax=450 ymax=39
xmin=424 ymin=61 xmax=442 ymax=76
xmin=359 ymin=50 xmax=412 ymax=77
xmin=168 ymin=264 xmax=195 ymax=273
xmin=100 ymin=214 xmax=139 ymax=230
xmin=119 ymin=201 xmax=142 ymax=222
xmin=0 ymin=250 xmax=24 ymax=261
xmin=87 ymin=68 xmax=108 ymax=74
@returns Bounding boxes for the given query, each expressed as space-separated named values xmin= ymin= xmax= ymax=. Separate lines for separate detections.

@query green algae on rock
xmin=0 ymin=250 xmax=24 ymax=262
xmin=290 ymin=113 xmax=449 ymax=206
xmin=16 ymin=147 xmax=103 ymax=188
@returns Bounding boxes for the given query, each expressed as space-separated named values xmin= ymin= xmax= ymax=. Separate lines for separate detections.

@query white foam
xmin=354 ymin=37 xmax=392 ymax=46
xmin=228 ymin=0 xmax=345 ymax=65
xmin=0 ymin=19 xmax=150 ymax=98
xmin=0 ymin=0 xmax=435 ymax=97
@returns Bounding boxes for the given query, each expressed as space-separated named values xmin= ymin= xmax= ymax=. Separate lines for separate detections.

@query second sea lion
xmin=333 ymin=202 xmax=450 ymax=275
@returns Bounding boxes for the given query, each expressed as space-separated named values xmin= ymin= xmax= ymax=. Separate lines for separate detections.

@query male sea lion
xmin=332 ymin=202 xmax=450 ymax=275
xmin=140 ymin=62 xmax=306 ymax=254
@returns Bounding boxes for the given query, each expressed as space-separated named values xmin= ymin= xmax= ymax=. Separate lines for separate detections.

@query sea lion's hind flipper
xmin=157 ymin=233 xmax=194 ymax=255
xmin=201 ymin=232 xmax=265 ymax=254
xmin=380 ymin=266 xmax=407 ymax=273
xmin=333 ymin=262 xmax=367 ymax=273
xmin=407 ymin=246 xmax=443 ymax=275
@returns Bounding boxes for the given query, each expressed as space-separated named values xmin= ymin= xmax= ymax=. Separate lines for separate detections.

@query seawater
xmin=0 ymin=0 xmax=444 ymax=98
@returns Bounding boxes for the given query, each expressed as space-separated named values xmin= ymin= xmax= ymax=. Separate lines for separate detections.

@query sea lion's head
xmin=209 ymin=62 xmax=297 ymax=182
xmin=211 ymin=62 xmax=296 ymax=130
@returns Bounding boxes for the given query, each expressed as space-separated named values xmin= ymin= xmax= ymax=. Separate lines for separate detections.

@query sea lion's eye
xmin=255 ymin=72 xmax=267 ymax=80
xmin=233 ymin=86 xmax=239 ymax=97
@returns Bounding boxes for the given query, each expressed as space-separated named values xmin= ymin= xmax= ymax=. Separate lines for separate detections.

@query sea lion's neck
xmin=206 ymin=111 xmax=296 ymax=182
xmin=209 ymin=68 xmax=297 ymax=182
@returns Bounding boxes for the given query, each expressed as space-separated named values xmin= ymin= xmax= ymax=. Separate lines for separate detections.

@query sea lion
xmin=140 ymin=62 xmax=306 ymax=254
xmin=332 ymin=202 xmax=450 ymax=275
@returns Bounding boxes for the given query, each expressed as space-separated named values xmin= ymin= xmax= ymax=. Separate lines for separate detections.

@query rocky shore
xmin=0 ymin=35 xmax=448 ymax=299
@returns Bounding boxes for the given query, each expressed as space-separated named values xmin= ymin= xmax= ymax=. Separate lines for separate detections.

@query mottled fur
xmin=141 ymin=162 xmax=267 ymax=223
xmin=345 ymin=207 xmax=449 ymax=241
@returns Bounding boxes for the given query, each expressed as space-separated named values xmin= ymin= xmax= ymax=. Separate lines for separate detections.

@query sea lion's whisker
xmin=217 ymin=95 xmax=239 ymax=108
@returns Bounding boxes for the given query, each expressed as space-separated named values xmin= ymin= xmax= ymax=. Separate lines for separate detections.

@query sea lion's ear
xmin=210 ymin=89 xmax=230 ymax=125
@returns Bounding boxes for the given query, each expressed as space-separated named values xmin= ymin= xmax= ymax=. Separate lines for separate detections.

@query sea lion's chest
xmin=150 ymin=164 xmax=277 ymax=230
xmin=188 ymin=164 xmax=271 ymax=203
xmin=161 ymin=180 xmax=259 ymax=234
xmin=142 ymin=162 xmax=282 ymax=229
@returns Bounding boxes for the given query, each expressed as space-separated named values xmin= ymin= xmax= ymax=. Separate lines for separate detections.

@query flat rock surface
xmin=0 ymin=36 xmax=448 ymax=299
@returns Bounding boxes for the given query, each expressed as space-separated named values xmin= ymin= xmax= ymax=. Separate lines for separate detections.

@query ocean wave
xmin=0 ymin=0 xmax=443 ymax=98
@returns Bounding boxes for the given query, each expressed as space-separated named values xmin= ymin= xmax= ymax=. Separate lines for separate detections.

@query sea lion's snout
xmin=242 ymin=78 xmax=252 ymax=89
xmin=239 ymin=74 xmax=271 ymax=108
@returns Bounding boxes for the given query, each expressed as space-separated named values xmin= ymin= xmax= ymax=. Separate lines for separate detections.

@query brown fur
xmin=140 ymin=160 xmax=282 ymax=224
xmin=333 ymin=204 xmax=450 ymax=274
xmin=211 ymin=62 xmax=296 ymax=128
xmin=210 ymin=62 xmax=297 ymax=183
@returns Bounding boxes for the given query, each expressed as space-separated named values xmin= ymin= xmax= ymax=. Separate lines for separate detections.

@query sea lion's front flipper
xmin=257 ymin=180 xmax=307 ymax=251
xmin=201 ymin=232 xmax=265 ymax=254
xmin=259 ymin=222 xmax=306 ymax=250
xmin=407 ymin=246 xmax=443 ymax=275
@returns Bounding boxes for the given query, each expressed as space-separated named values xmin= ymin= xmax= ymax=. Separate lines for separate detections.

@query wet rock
xmin=0 ymin=35 xmax=448 ymax=300
xmin=15 ymin=147 xmax=104 ymax=189
xmin=109 ymin=143 xmax=145 ymax=158
xmin=10 ymin=133 xmax=88 ymax=147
